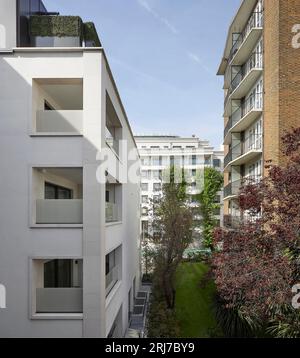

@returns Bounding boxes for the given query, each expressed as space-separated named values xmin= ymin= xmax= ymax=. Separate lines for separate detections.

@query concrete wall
xmin=0 ymin=0 xmax=17 ymax=50
xmin=0 ymin=48 xmax=140 ymax=337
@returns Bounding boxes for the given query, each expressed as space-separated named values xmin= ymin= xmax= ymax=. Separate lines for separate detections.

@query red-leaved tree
xmin=213 ymin=128 xmax=300 ymax=333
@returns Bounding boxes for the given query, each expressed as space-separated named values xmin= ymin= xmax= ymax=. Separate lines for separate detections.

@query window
xmin=152 ymin=170 xmax=160 ymax=180
xmin=213 ymin=159 xmax=221 ymax=168
xmin=153 ymin=183 xmax=161 ymax=192
xmin=44 ymin=100 xmax=54 ymax=111
xmin=44 ymin=259 xmax=82 ymax=288
xmin=141 ymin=171 xmax=150 ymax=179
xmin=45 ymin=182 xmax=73 ymax=200
xmin=142 ymin=195 xmax=148 ymax=204
xmin=205 ymin=156 xmax=211 ymax=165
xmin=153 ymin=195 xmax=160 ymax=203
xmin=141 ymin=183 xmax=148 ymax=191
xmin=192 ymin=155 xmax=197 ymax=165
xmin=192 ymin=169 xmax=197 ymax=177
xmin=152 ymin=156 xmax=161 ymax=166
xmin=141 ymin=157 xmax=150 ymax=166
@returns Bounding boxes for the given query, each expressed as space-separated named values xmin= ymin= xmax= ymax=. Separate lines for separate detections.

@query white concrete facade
xmin=135 ymin=136 xmax=224 ymax=247
xmin=0 ymin=2 xmax=140 ymax=337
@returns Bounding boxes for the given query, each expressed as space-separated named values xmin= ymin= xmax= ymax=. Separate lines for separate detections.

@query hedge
xmin=83 ymin=22 xmax=101 ymax=47
xmin=29 ymin=15 xmax=83 ymax=38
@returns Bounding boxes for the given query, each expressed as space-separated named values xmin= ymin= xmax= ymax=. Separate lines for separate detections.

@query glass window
xmin=142 ymin=195 xmax=148 ymax=204
xmin=141 ymin=183 xmax=148 ymax=191
xmin=45 ymin=182 xmax=73 ymax=200
xmin=213 ymin=159 xmax=221 ymax=168
xmin=153 ymin=183 xmax=162 ymax=192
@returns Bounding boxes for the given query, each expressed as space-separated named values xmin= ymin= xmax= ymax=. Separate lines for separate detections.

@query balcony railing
xmin=224 ymin=92 xmax=263 ymax=138
xmin=106 ymin=265 xmax=120 ymax=296
xmin=229 ymin=11 xmax=263 ymax=63
xmin=36 ymin=288 xmax=83 ymax=313
xmin=36 ymin=199 xmax=83 ymax=224
xmin=224 ymin=134 xmax=262 ymax=167
xmin=105 ymin=202 xmax=119 ymax=223
xmin=224 ymin=213 xmax=260 ymax=229
xmin=36 ymin=110 xmax=83 ymax=134
xmin=224 ymin=52 xmax=263 ymax=106
xmin=224 ymin=176 xmax=261 ymax=198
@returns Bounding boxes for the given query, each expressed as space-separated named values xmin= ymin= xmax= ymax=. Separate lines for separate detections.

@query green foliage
xmin=267 ymin=305 xmax=300 ymax=338
xmin=147 ymin=274 xmax=180 ymax=338
xmin=196 ymin=167 xmax=223 ymax=250
xmin=214 ymin=297 xmax=262 ymax=338
xmin=83 ymin=22 xmax=101 ymax=47
xmin=30 ymin=15 xmax=83 ymax=38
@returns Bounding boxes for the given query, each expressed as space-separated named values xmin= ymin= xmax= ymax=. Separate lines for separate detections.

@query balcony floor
xmin=224 ymin=109 xmax=263 ymax=145
xmin=231 ymin=28 xmax=263 ymax=66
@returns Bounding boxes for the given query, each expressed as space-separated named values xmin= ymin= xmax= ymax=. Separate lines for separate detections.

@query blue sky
xmin=43 ymin=0 xmax=241 ymax=148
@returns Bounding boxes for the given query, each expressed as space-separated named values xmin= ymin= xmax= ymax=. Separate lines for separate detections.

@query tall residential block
xmin=135 ymin=135 xmax=224 ymax=251
xmin=217 ymin=0 xmax=300 ymax=228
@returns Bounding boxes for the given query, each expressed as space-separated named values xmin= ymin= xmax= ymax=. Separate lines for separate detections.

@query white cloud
xmin=187 ymin=51 xmax=214 ymax=75
xmin=137 ymin=0 xmax=179 ymax=35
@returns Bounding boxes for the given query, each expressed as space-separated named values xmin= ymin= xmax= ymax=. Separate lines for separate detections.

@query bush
xmin=30 ymin=15 xmax=83 ymax=38
xmin=147 ymin=299 xmax=180 ymax=338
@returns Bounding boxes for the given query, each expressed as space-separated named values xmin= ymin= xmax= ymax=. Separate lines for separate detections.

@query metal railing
xmin=224 ymin=52 xmax=263 ymax=106
xmin=224 ymin=92 xmax=263 ymax=138
xmin=224 ymin=176 xmax=261 ymax=198
xmin=229 ymin=10 xmax=263 ymax=63
xmin=224 ymin=134 xmax=262 ymax=167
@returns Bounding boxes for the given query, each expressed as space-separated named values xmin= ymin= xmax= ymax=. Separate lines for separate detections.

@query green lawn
xmin=175 ymin=262 xmax=220 ymax=338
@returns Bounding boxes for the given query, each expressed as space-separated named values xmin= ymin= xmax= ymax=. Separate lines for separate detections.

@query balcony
xmin=224 ymin=176 xmax=261 ymax=200
xmin=229 ymin=11 xmax=263 ymax=65
xmin=36 ymin=110 xmax=83 ymax=134
xmin=224 ymin=134 xmax=262 ymax=171
xmin=33 ymin=258 xmax=83 ymax=315
xmin=224 ymin=93 xmax=263 ymax=144
xmin=106 ymin=202 xmax=119 ymax=223
xmin=223 ymin=215 xmax=243 ymax=230
xmin=33 ymin=167 xmax=83 ymax=226
xmin=36 ymin=288 xmax=83 ymax=313
xmin=106 ymin=265 xmax=120 ymax=297
xmin=224 ymin=52 xmax=263 ymax=114
xmin=33 ymin=79 xmax=83 ymax=135
xmin=36 ymin=199 xmax=83 ymax=224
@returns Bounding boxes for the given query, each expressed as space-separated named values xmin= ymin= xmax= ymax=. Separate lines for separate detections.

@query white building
xmin=134 ymin=136 xmax=224 ymax=249
xmin=0 ymin=0 xmax=140 ymax=338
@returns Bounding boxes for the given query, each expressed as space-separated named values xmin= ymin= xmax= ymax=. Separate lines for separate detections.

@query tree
xmin=196 ymin=167 xmax=223 ymax=250
xmin=213 ymin=128 xmax=300 ymax=336
xmin=150 ymin=166 xmax=194 ymax=309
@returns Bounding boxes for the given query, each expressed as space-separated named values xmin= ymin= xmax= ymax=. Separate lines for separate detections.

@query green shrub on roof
xmin=29 ymin=16 xmax=83 ymax=38
xmin=83 ymin=22 xmax=101 ymax=47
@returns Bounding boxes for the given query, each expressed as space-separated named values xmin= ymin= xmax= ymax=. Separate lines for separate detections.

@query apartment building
xmin=0 ymin=0 xmax=140 ymax=338
xmin=217 ymin=0 xmax=300 ymax=228
xmin=135 ymin=136 xmax=224 ymax=247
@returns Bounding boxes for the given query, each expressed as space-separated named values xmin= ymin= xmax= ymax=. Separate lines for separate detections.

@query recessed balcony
xmin=33 ymin=79 xmax=83 ymax=135
xmin=224 ymin=135 xmax=263 ymax=172
xmin=33 ymin=167 xmax=83 ymax=226
xmin=33 ymin=259 xmax=83 ymax=315
xmin=224 ymin=93 xmax=263 ymax=144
